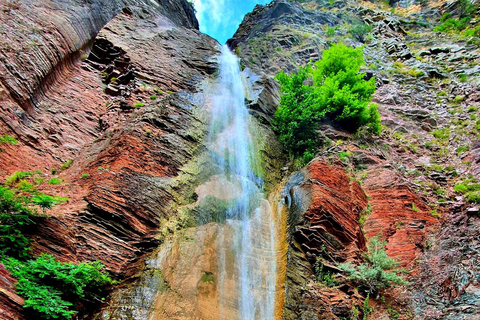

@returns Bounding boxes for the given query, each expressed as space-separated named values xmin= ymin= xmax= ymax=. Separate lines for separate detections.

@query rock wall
xmin=229 ymin=0 xmax=480 ymax=318
xmin=0 ymin=0 xmax=219 ymax=318
xmin=281 ymin=160 xmax=367 ymax=319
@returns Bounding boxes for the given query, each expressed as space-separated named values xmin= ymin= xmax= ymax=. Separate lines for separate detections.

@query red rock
xmin=0 ymin=264 xmax=24 ymax=320
xmin=362 ymin=167 xmax=438 ymax=269
xmin=0 ymin=0 xmax=217 ymax=318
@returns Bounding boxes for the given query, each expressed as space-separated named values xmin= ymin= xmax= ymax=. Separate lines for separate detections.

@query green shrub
xmin=31 ymin=194 xmax=67 ymax=214
xmin=434 ymin=17 xmax=471 ymax=33
xmin=150 ymin=95 xmax=157 ymax=100
xmin=81 ymin=174 xmax=89 ymax=179
xmin=0 ymin=134 xmax=18 ymax=145
xmin=326 ymin=27 xmax=336 ymax=37
xmin=0 ymin=187 xmax=37 ymax=258
xmin=349 ymin=23 xmax=373 ymax=42
xmin=432 ymin=128 xmax=450 ymax=139
xmin=5 ymin=171 xmax=32 ymax=185
xmin=48 ymin=178 xmax=61 ymax=185
xmin=3 ymin=254 xmax=114 ymax=320
xmin=468 ymin=192 xmax=480 ymax=203
xmin=60 ymin=160 xmax=73 ymax=171
xmin=134 ymin=102 xmax=144 ymax=108
xmin=274 ymin=43 xmax=380 ymax=157
xmin=338 ymin=236 xmax=406 ymax=294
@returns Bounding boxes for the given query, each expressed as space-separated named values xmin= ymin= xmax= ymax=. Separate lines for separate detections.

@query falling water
xmin=208 ymin=45 xmax=278 ymax=319
xmin=93 ymin=45 xmax=283 ymax=320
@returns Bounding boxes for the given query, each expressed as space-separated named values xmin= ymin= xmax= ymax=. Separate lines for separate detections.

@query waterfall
xmin=209 ymin=45 xmax=277 ymax=319
xmin=94 ymin=45 xmax=284 ymax=320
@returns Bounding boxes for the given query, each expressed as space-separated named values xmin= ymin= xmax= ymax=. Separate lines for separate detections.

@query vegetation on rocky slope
xmin=0 ymin=176 xmax=113 ymax=319
xmin=274 ymin=43 xmax=381 ymax=159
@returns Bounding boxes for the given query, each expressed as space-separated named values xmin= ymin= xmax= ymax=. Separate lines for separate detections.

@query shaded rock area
xmin=0 ymin=0 xmax=219 ymax=318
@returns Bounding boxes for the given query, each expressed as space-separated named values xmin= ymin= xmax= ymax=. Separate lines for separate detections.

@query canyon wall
xmin=1 ymin=0 xmax=479 ymax=319
xmin=0 ymin=0 xmax=219 ymax=318
xmin=229 ymin=0 xmax=479 ymax=318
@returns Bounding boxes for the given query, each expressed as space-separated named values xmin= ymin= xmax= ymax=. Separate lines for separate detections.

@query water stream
xmin=209 ymin=45 xmax=278 ymax=319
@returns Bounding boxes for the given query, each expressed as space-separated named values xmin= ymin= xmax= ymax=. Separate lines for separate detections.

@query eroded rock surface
xmin=0 ymin=0 xmax=219 ymax=318
xmin=282 ymin=160 xmax=367 ymax=319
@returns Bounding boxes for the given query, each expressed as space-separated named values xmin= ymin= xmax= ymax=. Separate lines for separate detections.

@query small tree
xmin=274 ymin=43 xmax=381 ymax=158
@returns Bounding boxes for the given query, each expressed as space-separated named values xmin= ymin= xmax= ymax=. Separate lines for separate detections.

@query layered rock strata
xmin=0 ymin=0 xmax=218 ymax=318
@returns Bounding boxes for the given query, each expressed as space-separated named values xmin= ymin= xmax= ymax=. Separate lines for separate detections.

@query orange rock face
xmin=362 ymin=167 xmax=438 ymax=269
xmin=283 ymin=159 xmax=368 ymax=319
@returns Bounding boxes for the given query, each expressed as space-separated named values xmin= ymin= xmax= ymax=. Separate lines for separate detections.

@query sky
xmin=193 ymin=0 xmax=272 ymax=44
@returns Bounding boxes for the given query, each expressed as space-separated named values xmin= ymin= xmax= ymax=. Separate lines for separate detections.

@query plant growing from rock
xmin=0 ymin=134 xmax=18 ymax=146
xmin=274 ymin=43 xmax=381 ymax=158
xmin=338 ymin=236 xmax=407 ymax=294
xmin=3 ymin=254 xmax=114 ymax=320
xmin=0 ymin=183 xmax=112 ymax=319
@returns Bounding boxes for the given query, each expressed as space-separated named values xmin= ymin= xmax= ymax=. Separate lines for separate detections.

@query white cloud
xmin=194 ymin=0 xmax=229 ymax=35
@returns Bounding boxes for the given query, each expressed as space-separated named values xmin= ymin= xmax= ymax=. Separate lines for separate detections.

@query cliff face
xmin=0 ymin=0 xmax=219 ymax=318
xmin=1 ymin=0 xmax=480 ymax=319
xmin=230 ymin=0 xmax=480 ymax=318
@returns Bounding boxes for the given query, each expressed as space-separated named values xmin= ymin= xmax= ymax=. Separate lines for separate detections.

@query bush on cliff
xmin=0 ymin=183 xmax=114 ymax=319
xmin=274 ymin=43 xmax=381 ymax=158
xmin=3 ymin=255 xmax=114 ymax=320
xmin=338 ymin=236 xmax=407 ymax=294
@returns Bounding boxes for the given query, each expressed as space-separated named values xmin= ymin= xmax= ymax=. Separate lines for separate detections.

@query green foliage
xmin=338 ymin=150 xmax=353 ymax=162
xmin=362 ymin=294 xmax=373 ymax=320
xmin=302 ymin=150 xmax=315 ymax=165
xmin=431 ymin=128 xmax=450 ymax=139
xmin=454 ymin=180 xmax=480 ymax=203
xmin=81 ymin=173 xmax=89 ymax=179
xmin=0 ymin=134 xmax=18 ymax=145
xmin=31 ymin=194 xmax=67 ymax=214
xmin=412 ymin=202 xmax=418 ymax=212
xmin=314 ymin=259 xmax=339 ymax=287
xmin=150 ymin=95 xmax=157 ymax=100
xmin=338 ymin=236 xmax=407 ymax=294
xmin=274 ymin=65 xmax=317 ymax=156
xmin=274 ymin=43 xmax=380 ymax=157
xmin=134 ymin=102 xmax=144 ymax=108
xmin=434 ymin=16 xmax=471 ymax=33
xmin=0 ymin=187 xmax=36 ymax=258
xmin=201 ymin=271 xmax=215 ymax=283
xmin=6 ymin=171 xmax=32 ymax=185
xmin=326 ymin=26 xmax=336 ymax=37
xmin=434 ymin=0 xmax=478 ymax=34
xmin=3 ymin=254 xmax=114 ymax=320
xmin=349 ymin=23 xmax=373 ymax=42
xmin=60 ymin=160 xmax=72 ymax=171
xmin=48 ymin=178 xmax=62 ymax=185
xmin=0 ymin=183 xmax=110 ymax=319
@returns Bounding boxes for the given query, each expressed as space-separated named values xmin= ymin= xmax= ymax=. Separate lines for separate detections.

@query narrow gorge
xmin=0 ymin=0 xmax=479 ymax=320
